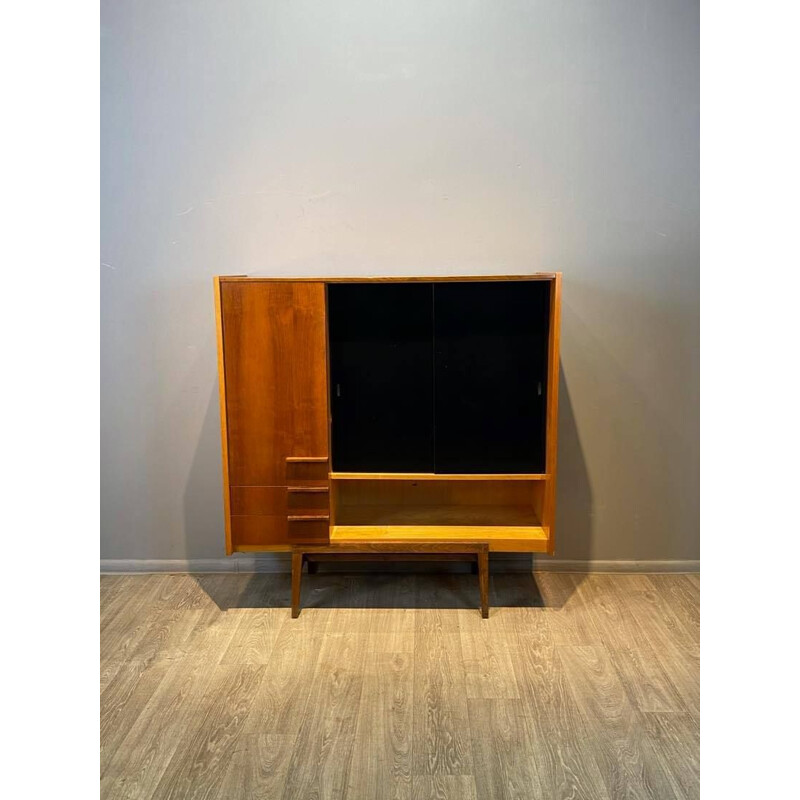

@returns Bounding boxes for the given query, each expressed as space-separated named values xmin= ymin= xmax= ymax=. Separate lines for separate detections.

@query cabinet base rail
xmin=290 ymin=542 xmax=490 ymax=619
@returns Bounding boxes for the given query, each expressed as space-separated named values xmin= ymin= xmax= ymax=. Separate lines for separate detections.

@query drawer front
xmin=287 ymin=517 xmax=329 ymax=543
xmin=230 ymin=485 xmax=330 ymax=515
xmin=287 ymin=486 xmax=329 ymax=514
xmin=230 ymin=515 xmax=288 ymax=547
xmin=286 ymin=457 xmax=329 ymax=486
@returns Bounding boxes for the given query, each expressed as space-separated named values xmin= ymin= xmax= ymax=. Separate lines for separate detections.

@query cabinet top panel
xmin=216 ymin=274 xmax=559 ymax=283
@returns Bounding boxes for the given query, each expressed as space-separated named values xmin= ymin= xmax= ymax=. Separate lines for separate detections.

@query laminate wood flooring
xmin=100 ymin=571 xmax=699 ymax=800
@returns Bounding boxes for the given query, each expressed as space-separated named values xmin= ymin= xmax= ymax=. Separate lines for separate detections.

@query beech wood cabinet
xmin=214 ymin=275 xmax=561 ymax=614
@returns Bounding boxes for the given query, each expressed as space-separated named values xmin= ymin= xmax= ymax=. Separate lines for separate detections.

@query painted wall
xmin=101 ymin=1 xmax=699 ymax=563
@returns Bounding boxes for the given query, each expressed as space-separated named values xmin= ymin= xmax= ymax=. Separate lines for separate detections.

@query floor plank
xmin=640 ymin=712 xmax=700 ymax=800
xmin=411 ymin=775 xmax=478 ymax=800
xmin=468 ymin=698 xmax=545 ymax=800
xmin=558 ymin=644 xmax=688 ymax=800
xmin=412 ymin=579 xmax=473 ymax=776
xmin=217 ymin=734 xmax=297 ymax=800
xmin=151 ymin=664 xmax=266 ymax=800
xmin=101 ymin=658 xmax=217 ymax=797
xmin=279 ymin=629 xmax=367 ymax=800
xmin=346 ymin=652 xmax=413 ymax=800
xmin=581 ymin=576 xmax=686 ymax=712
xmin=510 ymin=610 xmax=613 ymax=800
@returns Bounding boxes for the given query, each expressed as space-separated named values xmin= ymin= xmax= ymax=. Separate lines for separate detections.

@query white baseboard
xmin=535 ymin=559 xmax=699 ymax=573
xmin=100 ymin=556 xmax=699 ymax=575
xmin=100 ymin=556 xmax=285 ymax=574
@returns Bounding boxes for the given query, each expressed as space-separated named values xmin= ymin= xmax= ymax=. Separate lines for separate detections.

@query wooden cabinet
xmin=215 ymin=279 xmax=330 ymax=551
xmin=215 ymin=275 xmax=561 ymax=563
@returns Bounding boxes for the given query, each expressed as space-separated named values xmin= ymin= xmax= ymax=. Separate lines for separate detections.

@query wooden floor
xmin=100 ymin=570 xmax=699 ymax=800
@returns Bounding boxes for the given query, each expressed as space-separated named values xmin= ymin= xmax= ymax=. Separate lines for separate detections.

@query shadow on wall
xmin=520 ymin=367 xmax=594 ymax=608
xmin=182 ymin=382 xmax=228 ymax=560
xmin=549 ymin=368 xmax=593 ymax=562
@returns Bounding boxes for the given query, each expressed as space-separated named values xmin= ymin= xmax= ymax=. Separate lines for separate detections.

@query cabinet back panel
xmin=336 ymin=479 xmax=543 ymax=514
xmin=328 ymin=283 xmax=435 ymax=472
xmin=433 ymin=281 xmax=550 ymax=473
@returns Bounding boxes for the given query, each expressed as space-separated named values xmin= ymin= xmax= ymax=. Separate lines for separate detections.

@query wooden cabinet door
xmin=220 ymin=281 xmax=329 ymax=487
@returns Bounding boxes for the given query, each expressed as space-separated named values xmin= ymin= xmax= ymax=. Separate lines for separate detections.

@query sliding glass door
xmin=328 ymin=280 xmax=550 ymax=474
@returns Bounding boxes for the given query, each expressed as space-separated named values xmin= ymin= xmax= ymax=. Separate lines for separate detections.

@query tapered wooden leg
xmin=478 ymin=551 xmax=489 ymax=619
xmin=307 ymin=560 xmax=319 ymax=574
xmin=291 ymin=552 xmax=304 ymax=618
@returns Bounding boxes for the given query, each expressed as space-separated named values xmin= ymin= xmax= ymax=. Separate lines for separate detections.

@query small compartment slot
xmin=286 ymin=457 xmax=329 ymax=485
xmin=287 ymin=517 xmax=329 ymax=543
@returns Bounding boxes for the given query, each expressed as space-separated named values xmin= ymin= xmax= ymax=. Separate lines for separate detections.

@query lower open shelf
xmin=331 ymin=504 xmax=549 ymax=552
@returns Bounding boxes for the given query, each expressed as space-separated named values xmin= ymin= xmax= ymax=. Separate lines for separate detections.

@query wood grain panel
xmin=220 ymin=281 xmax=329 ymax=487
xmin=214 ymin=276 xmax=233 ymax=555
xmin=285 ymin=459 xmax=329 ymax=485
xmin=543 ymin=272 xmax=562 ymax=555
xmin=286 ymin=518 xmax=330 ymax=543
xmin=231 ymin=515 xmax=289 ymax=547
xmin=229 ymin=487 xmax=329 ymax=517
xmin=287 ymin=486 xmax=329 ymax=512
xmin=230 ymin=487 xmax=288 ymax=516
xmin=332 ymin=524 xmax=548 ymax=553
xmin=336 ymin=479 xmax=542 ymax=509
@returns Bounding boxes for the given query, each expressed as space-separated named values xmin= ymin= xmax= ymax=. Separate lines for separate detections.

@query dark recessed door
xmin=328 ymin=282 xmax=434 ymax=472
xmin=433 ymin=280 xmax=550 ymax=473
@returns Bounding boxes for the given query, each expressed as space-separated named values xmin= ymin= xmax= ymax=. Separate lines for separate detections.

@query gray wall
xmin=101 ymin=1 xmax=699 ymax=563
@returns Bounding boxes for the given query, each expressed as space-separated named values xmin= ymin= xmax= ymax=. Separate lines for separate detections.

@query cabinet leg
xmin=291 ymin=552 xmax=304 ymax=618
xmin=478 ymin=551 xmax=489 ymax=619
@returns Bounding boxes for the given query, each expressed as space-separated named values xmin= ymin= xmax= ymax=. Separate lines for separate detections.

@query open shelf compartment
xmin=331 ymin=478 xmax=549 ymax=552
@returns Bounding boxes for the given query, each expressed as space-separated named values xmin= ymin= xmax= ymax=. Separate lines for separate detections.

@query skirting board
xmin=100 ymin=556 xmax=699 ymax=575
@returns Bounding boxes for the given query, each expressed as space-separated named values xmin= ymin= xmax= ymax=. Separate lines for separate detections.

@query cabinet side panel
xmin=220 ymin=280 xmax=329 ymax=488
xmin=214 ymin=277 xmax=233 ymax=555
xmin=543 ymin=273 xmax=562 ymax=554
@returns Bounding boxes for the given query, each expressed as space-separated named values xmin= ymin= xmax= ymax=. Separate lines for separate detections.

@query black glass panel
xmin=433 ymin=281 xmax=550 ymax=473
xmin=328 ymin=283 xmax=434 ymax=472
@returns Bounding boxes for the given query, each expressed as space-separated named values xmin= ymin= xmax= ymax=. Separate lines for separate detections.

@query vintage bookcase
xmin=214 ymin=275 xmax=561 ymax=616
